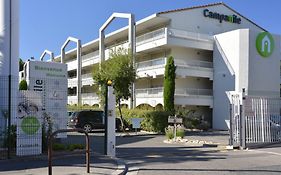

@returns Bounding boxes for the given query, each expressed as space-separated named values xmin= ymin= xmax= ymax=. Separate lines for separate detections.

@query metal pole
xmin=7 ymin=0 xmax=12 ymax=159
xmin=86 ymin=132 xmax=90 ymax=173
xmin=240 ymin=88 xmax=246 ymax=149
xmin=229 ymin=103 xmax=233 ymax=146
xmin=104 ymin=84 xmax=108 ymax=155
xmin=48 ymin=135 xmax=53 ymax=175
xmin=48 ymin=129 xmax=90 ymax=175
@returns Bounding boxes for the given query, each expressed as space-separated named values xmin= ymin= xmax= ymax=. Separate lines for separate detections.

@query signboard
xmin=203 ymin=9 xmax=241 ymax=24
xmin=168 ymin=116 xmax=183 ymax=124
xmin=256 ymin=32 xmax=275 ymax=58
xmin=132 ymin=118 xmax=143 ymax=129
xmin=17 ymin=91 xmax=42 ymax=156
xmin=26 ymin=61 xmax=68 ymax=138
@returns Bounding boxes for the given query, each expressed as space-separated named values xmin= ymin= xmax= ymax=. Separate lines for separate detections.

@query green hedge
xmin=118 ymin=108 xmax=171 ymax=133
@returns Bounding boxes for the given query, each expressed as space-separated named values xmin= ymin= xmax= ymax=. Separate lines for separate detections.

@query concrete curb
xmin=112 ymin=158 xmax=128 ymax=175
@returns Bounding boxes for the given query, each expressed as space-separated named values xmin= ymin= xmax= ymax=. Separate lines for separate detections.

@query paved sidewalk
xmin=0 ymin=152 xmax=127 ymax=175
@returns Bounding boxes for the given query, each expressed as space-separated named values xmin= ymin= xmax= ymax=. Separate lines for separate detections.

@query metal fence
xmin=230 ymin=93 xmax=281 ymax=148
xmin=0 ymin=76 xmax=70 ymax=159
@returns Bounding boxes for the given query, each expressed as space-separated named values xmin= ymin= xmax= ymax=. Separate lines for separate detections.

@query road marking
xmin=248 ymin=149 xmax=281 ymax=156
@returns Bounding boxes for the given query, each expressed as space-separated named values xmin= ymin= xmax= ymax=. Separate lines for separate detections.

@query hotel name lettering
xmin=203 ymin=9 xmax=241 ymax=24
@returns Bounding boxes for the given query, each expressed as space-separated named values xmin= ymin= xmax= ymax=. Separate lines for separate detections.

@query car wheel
xmin=83 ymin=124 xmax=92 ymax=132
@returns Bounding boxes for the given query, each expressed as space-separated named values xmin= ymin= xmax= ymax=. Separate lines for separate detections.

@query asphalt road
xmin=115 ymin=134 xmax=281 ymax=175
xmin=61 ymin=132 xmax=281 ymax=175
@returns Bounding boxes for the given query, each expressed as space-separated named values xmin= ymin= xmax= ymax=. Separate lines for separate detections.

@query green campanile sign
xmin=256 ymin=32 xmax=274 ymax=57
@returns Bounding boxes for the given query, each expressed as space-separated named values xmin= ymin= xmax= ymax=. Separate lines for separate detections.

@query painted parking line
xmin=248 ymin=149 xmax=281 ymax=156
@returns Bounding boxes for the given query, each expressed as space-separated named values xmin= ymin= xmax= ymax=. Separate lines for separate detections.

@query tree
xmin=163 ymin=56 xmax=176 ymax=114
xmin=93 ymin=48 xmax=136 ymax=130
xmin=19 ymin=79 xmax=28 ymax=90
xmin=19 ymin=58 xmax=24 ymax=71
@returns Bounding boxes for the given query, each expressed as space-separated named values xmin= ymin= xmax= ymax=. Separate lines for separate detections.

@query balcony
xmin=174 ymin=59 xmax=213 ymax=80
xmin=136 ymin=58 xmax=166 ymax=78
xmin=135 ymin=87 xmax=213 ymax=107
xmin=167 ymin=28 xmax=214 ymax=50
xmin=67 ymin=93 xmax=99 ymax=105
xmin=68 ymin=73 xmax=94 ymax=87
xmin=81 ymin=73 xmax=94 ymax=86
xmin=67 ymin=51 xmax=99 ymax=71
xmin=136 ymin=57 xmax=213 ymax=79
xmin=136 ymin=28 xmax=167 ymax=52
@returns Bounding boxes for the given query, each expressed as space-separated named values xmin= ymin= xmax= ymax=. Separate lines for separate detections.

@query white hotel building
xmin=55 ymin=3 xmax=281 ymax=130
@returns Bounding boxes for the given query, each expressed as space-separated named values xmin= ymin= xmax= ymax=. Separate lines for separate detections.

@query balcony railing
xmin=136 ymin=57 xmax=213 ymax=70
xmin=175 ymin=88 xmax=213 ymax=96
xmin=135 ymin=87 xmax=213 ymax=97
xmin=174 ymin=59 xmax=213 ymax=68
xmin=136 ymin=58 xmax=166 ymax=69
xmin=81 ymin=93 xmax=99 ymax=99
xmin=168 ymin=28 xmax=213 ymax=42
xmin=136 ymin=28 xmax=166 ymax=46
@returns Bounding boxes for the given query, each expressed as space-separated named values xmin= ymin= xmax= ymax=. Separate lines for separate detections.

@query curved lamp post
xmin=99 ymin=12 xmax=136 ymax=109
xmin=40 ymin=50 xmax=54 ymax=61
xmin=61 ymin=37 xmax=82 ymax=105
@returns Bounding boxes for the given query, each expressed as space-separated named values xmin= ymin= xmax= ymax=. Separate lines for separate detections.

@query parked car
xmin=68 ymin=110 xmax=130 ymax=132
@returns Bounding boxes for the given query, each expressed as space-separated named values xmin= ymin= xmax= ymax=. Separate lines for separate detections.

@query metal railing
xmin=175 ymin=88 xmax=213 ymax=96
xmin=174 ymin=59 xmax=213 ymax=68
xmin=81 ymin=93 xmax=99 ymax=99
xmin=168 ymin=28 xmax=213 ymax=42
xmin=135 ymin=87 xmax=213 ymax=97
xmin=136 ymin=58 xmax=166 ymax=69
xmin=48 ymin=128 xmax=90 ymax=175
xmin=136 ymin=28 xmax=166 ymax=46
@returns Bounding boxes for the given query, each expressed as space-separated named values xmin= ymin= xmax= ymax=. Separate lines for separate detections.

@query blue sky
xmin=20 ymin=0 xmax=281 ymax=60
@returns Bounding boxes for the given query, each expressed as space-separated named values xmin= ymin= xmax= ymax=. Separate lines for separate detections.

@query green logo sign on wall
xmin=21 ymin=116 xmax=40 ymax=135
xmin=256 ymin=32 xmax=274 ymax=57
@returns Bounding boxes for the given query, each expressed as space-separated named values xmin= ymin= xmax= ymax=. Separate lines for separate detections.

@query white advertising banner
xmin=17 ymin=91 xmax=42 ymax=156
xmin=26 ymin=61 xmax=68 ymax=138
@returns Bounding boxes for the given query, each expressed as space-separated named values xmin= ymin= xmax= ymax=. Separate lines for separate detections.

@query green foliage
xmin=52 ymin=143 xmax=85 ymax=151
xmin=165 ymin=126 xmax=174 ymax=139
xmin=120 ymin=108 xmax=171 ymax=132
xmin=67 ymin=104 xmax=101 ymax=111
xmin=163 ymin=56 xmax=176 ymax=114
xmin=93 ymin=48 xmax=136 ymax=103
xmin=93 ymin=47 xmax=136 ymax=129
xmin=19 ymin=58 xmax=24 ymax=71
xmin=165 ymin=125 xmax=185 ymax=139
xmin=19 ymin=79 xmax=28 ymax=90
xmin=53 ymin=143 xmax=65 ymax=151
xmin=67 ymin=144 xmax=85 ymax=151
xmin=3 ymin=125 xmax=17 ymax=148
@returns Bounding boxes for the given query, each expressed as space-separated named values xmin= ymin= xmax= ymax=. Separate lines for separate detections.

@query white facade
xmin=56 ymin=3 xmax=281 ymax=130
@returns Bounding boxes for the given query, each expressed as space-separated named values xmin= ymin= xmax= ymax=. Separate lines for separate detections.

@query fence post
xmin=229 ymin=103 xmax=233 ymax=146
xmin=7 ymin=75 xmax=12 ymax=159
xmin=240 ymin=88 xmax=246 ymax=149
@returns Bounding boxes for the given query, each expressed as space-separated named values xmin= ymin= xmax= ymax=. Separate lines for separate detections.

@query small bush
xmin=67 ymin=144 xmax=84 ymax=151
xmin=165 ymin=126 xmax=174 ymax=139
xmin=19 ymin=79 xmax=28 ymax=90
xmin=119 ymin=108 xmax=171 ymax=132
xmin=53 ymin=143 xmax=65 ymax=151
xmin=165 ymin=125 xmax=185 ymax=139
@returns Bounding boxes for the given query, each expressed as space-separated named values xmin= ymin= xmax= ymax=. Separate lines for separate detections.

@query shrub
xmin=19 ymin=79 xmax=28 ymax=90
xmin=164 ymin=56 xmax=176 ymax=114
xmin=52 ymin=143 xmax=65 ymax=151
xmin=165 ymin=125 xmax=185 ymax=139
xmin=119 ymin=108 xmax=171 ymax=133
xmin=67 ymin=144 xmax=84 ymax=151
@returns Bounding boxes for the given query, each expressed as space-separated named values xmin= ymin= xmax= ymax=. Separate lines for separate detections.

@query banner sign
xmin=26 ymin=61 xmax=68 ymax=138
xmin=17 ymin=91 xmax=42 ymax=156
